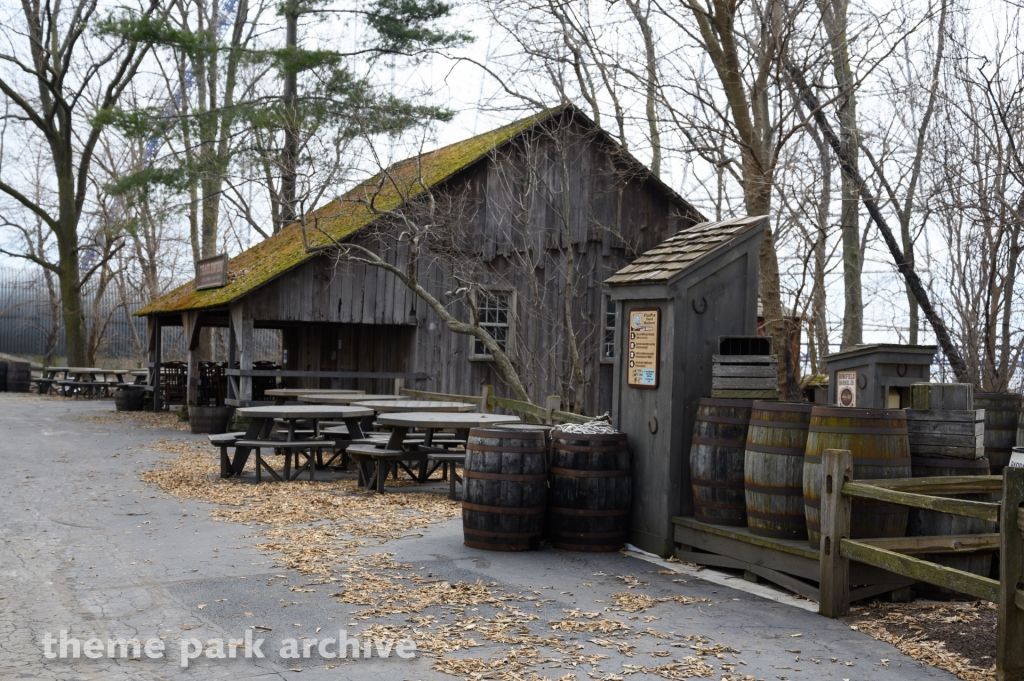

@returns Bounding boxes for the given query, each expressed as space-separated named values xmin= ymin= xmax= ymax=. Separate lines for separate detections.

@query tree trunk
xmin=817 ymin=0 xmax=864 ymax=349
xmin=281 ymin=4 xmax=299 ymax=224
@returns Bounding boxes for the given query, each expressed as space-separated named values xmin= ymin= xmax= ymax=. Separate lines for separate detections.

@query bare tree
xmin=0 ymin=0 xmax=160 ymax=366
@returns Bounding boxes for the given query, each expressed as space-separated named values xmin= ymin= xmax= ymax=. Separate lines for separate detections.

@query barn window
xmin=602 ymin=296 xmax=617 ymax=362
xmin=471 ymin=291 xmax=513 ymax=359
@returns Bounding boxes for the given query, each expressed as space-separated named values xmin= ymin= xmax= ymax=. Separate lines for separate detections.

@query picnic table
xmin=297 ymin=393 xmax=403 ymax=405
xmin=228 ymin=405 xmax=374 ymax=482
xmin=354 ymin=399 xmax=477 ymax=414
xmin=348 ymin=411 xmax=520 ymax=493
xmin=38 ymin=367 xmax=128 ymax=397
xmin=263 ymin=388 xmax=364 ymax=405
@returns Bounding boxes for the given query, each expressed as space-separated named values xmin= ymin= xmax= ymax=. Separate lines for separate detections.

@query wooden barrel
xmin=976 ymin=392 xmax=1023 ymax=474
xmin=908 ymin=456 xmax=995 ymax=592
xmin=114 ymin=387 xmax=145 ymax=411
xmin=5 ymin=361 xmax=30 ymax=393
xmin=743 ymin=401 xmax=813 ymax=539
xmin=690 ymin=398 xmax=753 ymax=527
xmin=188 ymin=406 xmax=232 ymax=434
xmin=462 ymin=428 xmax=547 ymax=551
xmin=549 ymin=430 xmax=631 ymax=552
xmin=803 ymin=407 xmax=911 ymax=547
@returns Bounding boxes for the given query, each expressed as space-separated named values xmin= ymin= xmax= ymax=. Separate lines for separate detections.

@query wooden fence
xmin=398 ymin=385 xmax=591 ymax=425
xmin=817 ymin=448 xmax=1024 ymax=680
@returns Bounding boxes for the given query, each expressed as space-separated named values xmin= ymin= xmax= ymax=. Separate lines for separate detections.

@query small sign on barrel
xmin=195 ymin=254 xmax=228 ymax=290
xmin=836 ymin=370 xmax=857 ymax=407
xmin=1010 ymin=447 xmax=1024 ymax=469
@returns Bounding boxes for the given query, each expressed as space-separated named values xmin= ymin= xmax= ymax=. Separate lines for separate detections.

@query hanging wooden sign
xmin=195 ymin=254 xmax=228 ymax=290
xmin=627 ymin=308 xmax=660 ymax=388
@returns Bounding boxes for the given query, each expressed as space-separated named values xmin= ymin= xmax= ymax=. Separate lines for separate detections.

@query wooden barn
xmin=136 ymin=105 xmax=705 ymax=414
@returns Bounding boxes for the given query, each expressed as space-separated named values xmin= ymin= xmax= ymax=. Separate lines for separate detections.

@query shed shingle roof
xmin=136 ymin=108 xmax=565 ymax=316
xmin=605 ymin=215 xmax=767 ymax=285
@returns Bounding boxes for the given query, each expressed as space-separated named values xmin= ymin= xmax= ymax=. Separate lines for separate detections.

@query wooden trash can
xmin=907 ymin=455 xmax=995 ymax=592
xmin=114 ymin=387 xmax=145 ymax=411
xmin=5 ymin=361 xmax=31 ymax=393
xmin=743 ymin=401 xmax=813 ymax=539
xmin=462 ymin=428 xmax=547 ymax=551
xmin=975 ymin=392 xmax=1023 ymax=474
xmin=803 ymin=407 xmax=912 ymax=547
xmin=549 ymin=429 xmax=631 ymax=551
xmin=690 ymin=398 xmax=753 ymax=527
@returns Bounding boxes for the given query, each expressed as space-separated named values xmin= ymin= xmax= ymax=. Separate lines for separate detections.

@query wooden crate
xmin=910 ymin=383 xmax=974 ymax=410
xmin=711 ymin=355 xmax=779 ymax=400
xmin=905 ymin=409 xmax=985 ymax=459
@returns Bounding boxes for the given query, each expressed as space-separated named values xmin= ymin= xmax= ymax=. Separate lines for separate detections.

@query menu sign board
xmin=195 ymin=254 xmax=228 ymax=290
xmin=627 ymin=308 xmax=659 ymax=388
xmin=836 ymin=370 xmax=857 ymax=407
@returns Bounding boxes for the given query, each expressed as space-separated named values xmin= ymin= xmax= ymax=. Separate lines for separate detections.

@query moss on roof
xmin=136 ymin=107 xmax=565 ymax=316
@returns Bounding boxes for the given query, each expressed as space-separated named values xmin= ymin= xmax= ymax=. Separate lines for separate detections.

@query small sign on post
xmin=195 ymin=254 xmax=228 ymax=290
xmin=627 ymin=308 xmax=659 ymax=388
xmin=836 ymin=370 xmax=857 ymax=407
xmin=1009 ymin=447 xmax=1024 ymax=469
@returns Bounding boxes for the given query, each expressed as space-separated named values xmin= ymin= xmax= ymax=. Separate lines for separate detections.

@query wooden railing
xmin=817 ymin=449 xmax=1024 ymax=680
xmin=398 ymin=385 xmax=591 ymax=425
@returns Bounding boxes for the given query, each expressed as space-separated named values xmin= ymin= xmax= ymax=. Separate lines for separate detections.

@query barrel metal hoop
xmin=549 ymin=506 xmax=629 ymax=517
xmin=463 ymin=470 xmax=547 ymax=482
xmin=462 ymin=502 xmax=546 ymax=515
xmin=696 ymin=415 xmax=751 ymax=426
xmin=552 ymin=433 xmax=628 ymax=442
xmin=691 ymin=476 xmax=745 ymax=490
xmin=466 ymin=445 xmax=548 ymax=453
xmin=803 ymin=497 xmax=908 ymax=514
xmin=745 ymin=508 xmax=807 ymax=520
xmin=463 ymin=528 xmax=542 ymax=539
xmin=549 ymin=466 xmax=630 ymax=478
xmin=549 ymin=530 xmax=627 ymax=539
xmin=552 ymin=443 xmax=629 ymax=453
xmin=744 ymin=442 xmax=806 ymax=457
xmin=804 ymin=455 xmax=913 ymax=467
xmin=744 ymin=483 xmax=804 ymax=496
xmin=808 ymin=425 xmax=908 ymax=435
xmin=693 ymin=513 xmax=747 ymax=527
xmin=748 ymin=419 xmax=810 ymax=429
xmin=691 ymin=436 xmax=747 ymax=449
xmin=694 ymin=498 xmax=746 ymax=510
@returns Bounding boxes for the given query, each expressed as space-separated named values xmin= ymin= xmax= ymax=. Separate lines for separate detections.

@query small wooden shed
xmin=136 ymin=106 xmax=705 ymax=411
xmin=606 ymin=215 xmax=767 ymax=556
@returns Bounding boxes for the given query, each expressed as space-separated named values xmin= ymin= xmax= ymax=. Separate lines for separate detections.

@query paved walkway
xmin=0 ymin=394 xmax=958 ymax=680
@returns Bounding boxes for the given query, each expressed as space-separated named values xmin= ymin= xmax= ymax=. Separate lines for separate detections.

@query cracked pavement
xmin=0 ymin=393 xmax=959 ymax=679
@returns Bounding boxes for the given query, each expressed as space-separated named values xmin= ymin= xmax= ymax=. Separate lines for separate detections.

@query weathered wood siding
xmin=245 ymin=124 xmax=696 ymax=414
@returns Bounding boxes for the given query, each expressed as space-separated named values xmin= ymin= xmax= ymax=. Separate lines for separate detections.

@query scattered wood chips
xmin=846 ymin=601 xmax=997 ymax=681
xmin=138 ymin=435 xmax=740 ymax=679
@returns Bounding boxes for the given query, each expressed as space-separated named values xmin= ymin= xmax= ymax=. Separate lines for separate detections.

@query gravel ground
xmin=0 ymin=393 xmax=963 ymax=680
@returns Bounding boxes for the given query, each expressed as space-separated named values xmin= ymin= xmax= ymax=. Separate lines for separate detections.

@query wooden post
xmin=393 ymin=377 xmax=405 ymax=395
xmin=819 ymin=448 xmax=853 ymax=618
xmin=152 ymin=317 xmax=163 ymax=411
xmin=545 ymin=395 xmax=561 ymax=425
xmin=997 ymin=466 xmax=1024 ymax=681
xmin=183 ymin=311 xmax=201 ymax=406
xmin=231 ymin=304 xmax=253 ymax=404
xmin=480 ymin=384 xmax=494 ymax=414
xmin=227 ymin=321 xmax=237 ymax=401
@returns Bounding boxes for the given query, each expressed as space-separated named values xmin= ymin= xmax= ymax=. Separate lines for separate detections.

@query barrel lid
xmin=468 ymin=427 xmax=546 ymax=440
xmin=751 ymin=400 xmax=814 ymax=413
xmin=810 ymin=406 xmax=907 ymax=419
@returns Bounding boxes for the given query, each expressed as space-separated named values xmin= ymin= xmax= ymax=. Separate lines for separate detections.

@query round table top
xmin=264 ymin=388 xmax=365 ymax=398
xmin=298 ymin=393 xmax=404 ymax=405
xmin=377 ymin=412 xmax=520 ymax=429
xmin=355 ymin=400 xmax=477 ymax=413
xmin=237 ymin=405 xmax=374 ymax=420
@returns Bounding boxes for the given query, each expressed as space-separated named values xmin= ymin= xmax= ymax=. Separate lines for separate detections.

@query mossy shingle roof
xmin=138 ymin=105 xmax=700 ymax=315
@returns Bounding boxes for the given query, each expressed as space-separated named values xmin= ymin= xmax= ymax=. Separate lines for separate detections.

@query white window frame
xmin=600 ymin=295 xmax=616 ymax=364
xmin=469 ymin=289 xmax=516 ymax=361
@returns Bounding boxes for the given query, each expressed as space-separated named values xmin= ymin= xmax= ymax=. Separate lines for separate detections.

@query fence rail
xmin=398 ymin=385 xmax=592 ymax=425
xmin=817 ymin=448 xmax=1024 ymax=680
